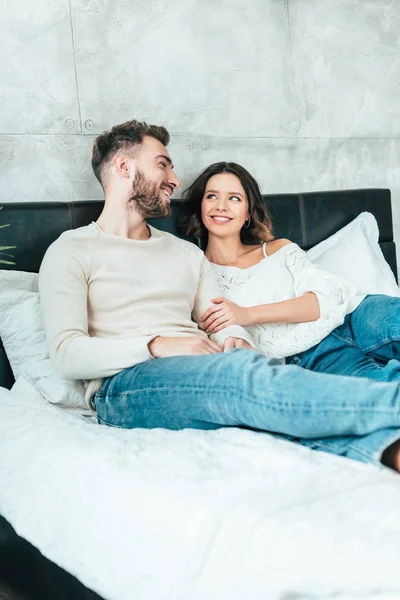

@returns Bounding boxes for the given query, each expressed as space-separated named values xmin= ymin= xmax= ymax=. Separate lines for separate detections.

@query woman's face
xmin=201 ymin=173 xmax=250 ymax=238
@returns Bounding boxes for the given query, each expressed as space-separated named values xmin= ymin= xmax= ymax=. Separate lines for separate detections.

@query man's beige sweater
xmin=39 ymin=223 xmax=253 ymax=403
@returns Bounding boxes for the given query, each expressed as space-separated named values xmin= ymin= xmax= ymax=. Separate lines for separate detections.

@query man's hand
xmin=223 ymin=337 xmax=253 ymax=351
xmin=201 ymin=297 xmax=251 ymax=333
xmin=148 ymin=336 xmax=223 ymax=358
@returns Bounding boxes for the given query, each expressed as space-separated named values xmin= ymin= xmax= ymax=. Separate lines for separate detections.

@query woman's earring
xmin=244 ymin=219 xmax=251 ymax=229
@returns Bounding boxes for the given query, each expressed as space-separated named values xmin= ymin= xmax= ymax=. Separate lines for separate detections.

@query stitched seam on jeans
xmin=344 ymin=443 xmax=373 ymax=460
xmin=362 ymin=338 xmax=398 ymax=353
xmin=100 ymin=386 xmax=242 ymax=398
xmin=330 ymin=331 xmax=357 ymax=346
xmin=98 ymin=388 xmax=239 ymax=421
xmin=98 ymin=388 xmax=400 ymax=417
xmin=307 ymin=441 xmax=347 ymax=454
xmin=97 ymin=389 xmax=240 ymax=426
xmin=307 ymin=440 xmax=373 ymax=461
xmin=97 ymin=414 xmax=123 ymax=428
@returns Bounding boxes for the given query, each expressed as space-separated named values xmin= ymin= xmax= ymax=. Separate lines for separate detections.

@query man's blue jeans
xmin=287 ymin=295 xmax=400 ymax=381
xmin=95 ymin=345 xmax=400 ymax=467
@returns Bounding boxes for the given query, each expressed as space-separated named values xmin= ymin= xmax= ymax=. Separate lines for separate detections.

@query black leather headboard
xmin=0 ymin=188 xmax=396 ymax=389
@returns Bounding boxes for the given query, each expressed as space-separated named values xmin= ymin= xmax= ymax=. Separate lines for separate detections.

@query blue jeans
xmin=285 ymin=294 xmax=400 ymax=462
xmin=94 ymin=347 xmax=400 ymax=467
xmin=287 ymin=295 xmax=400 ymax=381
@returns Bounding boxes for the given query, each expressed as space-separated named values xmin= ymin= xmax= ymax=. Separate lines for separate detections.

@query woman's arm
xmin=202 ymin=238 xmax=357 ymax=334
xmin=202 ymin=292 xmax=320 ymax=333
xmin=248 ymin=293 xmax=320 ymax=324
xmin=202 ymin=238 xmax=321 ymax=332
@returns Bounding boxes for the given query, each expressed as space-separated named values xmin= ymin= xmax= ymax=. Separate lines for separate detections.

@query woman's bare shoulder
xmin=265 ymin=238 xmax=293 ymax=256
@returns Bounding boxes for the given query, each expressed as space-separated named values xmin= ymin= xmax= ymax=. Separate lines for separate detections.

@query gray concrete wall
xmin=1 ymin=0 xmax=399 ymax=270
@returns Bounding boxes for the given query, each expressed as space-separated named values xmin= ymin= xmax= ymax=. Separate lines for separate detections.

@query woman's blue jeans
xmin=95 ymin=340 xmax=400 ymax=467
xmin=287 ymin=295 xmax=400 ymax=381
xmin=284 ymin=294 xmax=400 ymax=463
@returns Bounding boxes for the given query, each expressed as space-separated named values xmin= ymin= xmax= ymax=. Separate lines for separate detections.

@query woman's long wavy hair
xmin=179 ymin=162 xmax=274 ymax=245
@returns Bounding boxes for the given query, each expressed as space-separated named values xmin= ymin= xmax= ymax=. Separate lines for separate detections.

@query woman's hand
xmin=223 ymin=337 xmax=253 ymax=351
xmin=201 ymin=297 xmax=251 ymax=333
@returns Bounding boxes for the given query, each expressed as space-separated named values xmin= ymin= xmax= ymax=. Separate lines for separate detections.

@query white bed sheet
xmin=1 ymin=376 xmax=400 ymax=600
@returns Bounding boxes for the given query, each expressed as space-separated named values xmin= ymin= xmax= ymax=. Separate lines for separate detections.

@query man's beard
xmin=128 ymin=169 xmax=171 ymax=219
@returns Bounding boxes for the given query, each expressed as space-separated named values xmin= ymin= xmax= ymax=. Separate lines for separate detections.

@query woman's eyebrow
xmin=205 ymin=189 xmax=243 ymax=197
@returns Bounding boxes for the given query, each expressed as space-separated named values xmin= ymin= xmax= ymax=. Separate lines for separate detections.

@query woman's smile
xmin=209 ymin=215 xmax=233 ymax=224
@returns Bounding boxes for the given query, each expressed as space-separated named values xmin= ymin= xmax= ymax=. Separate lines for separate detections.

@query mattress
xmin=1 ymin=377 xmax=400 ymax=600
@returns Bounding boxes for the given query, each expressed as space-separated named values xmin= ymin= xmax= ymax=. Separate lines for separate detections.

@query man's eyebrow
xmin=205 ymin=189 xmax=244 ymax=197
xmin=156 ymin=154 xmax=174 ymax=168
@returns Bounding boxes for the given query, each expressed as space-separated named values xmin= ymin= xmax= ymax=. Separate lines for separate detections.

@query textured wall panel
xmin=0 ymin=0 xmax=80 ymax=133
xmin=0 ymin=0 xmax=399 ymax=273
xmin=1 ymin=134 xmax=399 ymax=259
xmin=167 ymin=136 xmax=400 ymax=249
xmin=70 ymin=0 xmax=299 ymax=137
xmin=0 ymin=134 xmax=95 ymax=201
xmin=289 ymin=0 xmax=400 ymax=137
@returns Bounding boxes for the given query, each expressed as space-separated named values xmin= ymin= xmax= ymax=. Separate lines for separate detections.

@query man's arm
xmin=192 ymin=255 xmax=255 ymax=349
xmin=39 ymin=238 xmax=155 ymax=380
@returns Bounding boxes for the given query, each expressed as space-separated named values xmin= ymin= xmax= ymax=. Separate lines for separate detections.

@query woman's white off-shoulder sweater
xmin=211 ymin=243 xmax=365 ymax=359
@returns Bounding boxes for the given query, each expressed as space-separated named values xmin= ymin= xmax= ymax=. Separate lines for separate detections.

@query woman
xmin=180 ymin=162 xmax=400 ymax=382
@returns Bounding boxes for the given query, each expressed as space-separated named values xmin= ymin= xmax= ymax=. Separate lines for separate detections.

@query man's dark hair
xmin=91 ymin=119 xmax=170 ymax=187
xmin=179 ymin=162 xmax=274 ymax=245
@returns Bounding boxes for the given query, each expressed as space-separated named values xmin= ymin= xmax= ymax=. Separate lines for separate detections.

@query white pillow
xmin=0 ymin=270 xmax=87 ymax=409
xmin=307 ymin=212 xmax=400 ymax=297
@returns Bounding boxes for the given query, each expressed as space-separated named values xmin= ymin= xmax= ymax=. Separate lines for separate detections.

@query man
xmin=39 ymin=119 xmax=400 ymax=471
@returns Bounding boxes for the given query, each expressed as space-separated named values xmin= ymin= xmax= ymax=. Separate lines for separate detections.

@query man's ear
xmin=113 ymin=154 xmax=135 ymax=179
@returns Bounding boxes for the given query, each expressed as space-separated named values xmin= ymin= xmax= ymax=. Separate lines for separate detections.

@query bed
xmin=0 ymin=189 xmax=399 ymax=600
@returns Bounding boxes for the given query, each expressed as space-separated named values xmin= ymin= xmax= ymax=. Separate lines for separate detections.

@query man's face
xmin=129 ymin=135 xmax=180 ymax=219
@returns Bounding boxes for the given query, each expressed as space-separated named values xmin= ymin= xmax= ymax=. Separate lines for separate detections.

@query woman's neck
xmin=205 ymin=235 xmax=247 ymax=266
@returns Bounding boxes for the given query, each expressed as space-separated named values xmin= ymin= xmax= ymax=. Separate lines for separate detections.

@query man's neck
xmin=96 ymin=193 xmax=150 ymax=241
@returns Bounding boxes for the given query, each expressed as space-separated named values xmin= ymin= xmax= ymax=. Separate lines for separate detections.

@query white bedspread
xmin=1 ymin=377 xmax=400 ymax=600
